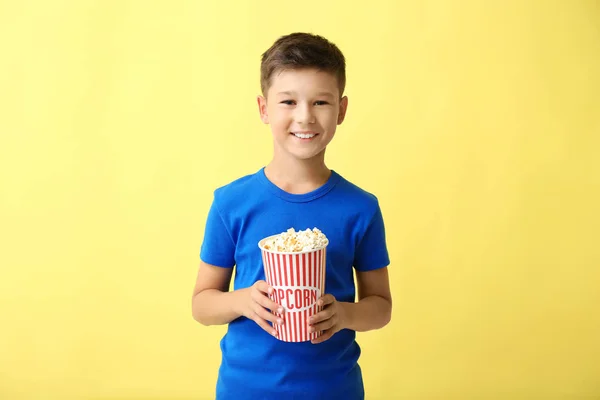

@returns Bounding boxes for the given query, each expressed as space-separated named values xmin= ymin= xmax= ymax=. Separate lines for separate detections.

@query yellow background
xmin=1 ymin=0 xmax=599 ymax=399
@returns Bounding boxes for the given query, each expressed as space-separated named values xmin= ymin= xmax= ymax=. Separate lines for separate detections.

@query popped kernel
xmin=262 ymin=228 xmax=328 ymax=252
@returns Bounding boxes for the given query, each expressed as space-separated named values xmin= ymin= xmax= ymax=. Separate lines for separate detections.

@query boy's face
xmin=257 ymin=68 xmax=348 ymax=163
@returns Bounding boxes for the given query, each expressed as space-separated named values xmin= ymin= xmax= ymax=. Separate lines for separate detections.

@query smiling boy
xmin=192 ymin=32 xmax=392 ymax=399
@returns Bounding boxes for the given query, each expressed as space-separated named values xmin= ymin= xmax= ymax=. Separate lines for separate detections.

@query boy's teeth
xmin=293 ymin=133 xmax=316 ymax=139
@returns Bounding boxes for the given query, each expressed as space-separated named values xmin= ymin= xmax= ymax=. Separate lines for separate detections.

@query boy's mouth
xmin=290 ymin=131 xmax=318 ymax=140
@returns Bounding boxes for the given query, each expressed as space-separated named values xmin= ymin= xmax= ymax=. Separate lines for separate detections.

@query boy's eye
xmin=280 ymin=100 xmax=330 ymax=106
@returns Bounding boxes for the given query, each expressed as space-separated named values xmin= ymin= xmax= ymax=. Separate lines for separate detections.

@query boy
xmin=192 ymin=32 xmax=392 ymax=399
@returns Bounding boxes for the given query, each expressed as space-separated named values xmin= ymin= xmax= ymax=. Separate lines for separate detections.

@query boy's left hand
xmin=308 ymin=294 xmax=347 ymax=344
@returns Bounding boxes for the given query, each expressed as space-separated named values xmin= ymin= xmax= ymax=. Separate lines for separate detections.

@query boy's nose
xmin=294 ymin=104 xmax=316 ymax=124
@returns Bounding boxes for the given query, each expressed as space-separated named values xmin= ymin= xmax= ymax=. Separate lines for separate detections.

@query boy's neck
xmin=264 ymin=156 xmax=331 ymax=195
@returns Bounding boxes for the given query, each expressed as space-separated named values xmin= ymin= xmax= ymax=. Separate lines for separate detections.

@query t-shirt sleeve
xmin=199 ymin=195 xmax=236 ymax=268
xmin=353 ymin=204 xmax=390 ymax=272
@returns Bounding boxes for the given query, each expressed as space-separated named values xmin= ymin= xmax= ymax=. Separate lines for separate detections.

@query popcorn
xmin=259 ymin=228 xmax=329 ymax=342
xmin=262 ymin=228 xmax=328 ymax=252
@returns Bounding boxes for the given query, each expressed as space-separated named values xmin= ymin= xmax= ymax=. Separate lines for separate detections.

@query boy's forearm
xmin=340 ymin=296 xmax=392 ymax=332
xmin=192 ymin=288 xmax=244 ymax=326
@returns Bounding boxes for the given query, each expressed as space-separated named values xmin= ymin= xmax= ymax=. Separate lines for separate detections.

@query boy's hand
xmin=238 ymin=280 xmax=285 ymax=337
xmin=308 ymin=294 xmax=347 ymax=344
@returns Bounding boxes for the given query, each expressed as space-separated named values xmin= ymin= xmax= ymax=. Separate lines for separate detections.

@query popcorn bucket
xmin=258 ymin=236 xmax=328 ymax=342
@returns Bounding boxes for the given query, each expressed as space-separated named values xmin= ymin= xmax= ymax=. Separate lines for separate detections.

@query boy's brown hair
xmin=260 ymin=32 xmax=346 ymax=98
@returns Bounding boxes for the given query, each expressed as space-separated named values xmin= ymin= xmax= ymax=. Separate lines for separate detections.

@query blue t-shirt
xmin=200 ymin=168 xmax=390 ymax=399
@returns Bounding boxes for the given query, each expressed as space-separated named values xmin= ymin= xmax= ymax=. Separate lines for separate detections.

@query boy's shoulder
xmin=212 ymin=170 xmax=261 ymax=202
xmin=335 ymin=171 xmax=381 ymax=207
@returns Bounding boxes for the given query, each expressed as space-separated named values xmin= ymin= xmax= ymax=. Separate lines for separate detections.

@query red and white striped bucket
xmin=258 ymin=236 xmax=328 ymax=342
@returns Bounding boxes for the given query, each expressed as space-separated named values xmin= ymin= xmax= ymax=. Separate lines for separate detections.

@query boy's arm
xmin=192 ymin=260 xmax=283 ymax=331
xmin=191 ymin=261 xmax=241 ymax=326
xmin=340 ymin=266 xmax=392 ymax=332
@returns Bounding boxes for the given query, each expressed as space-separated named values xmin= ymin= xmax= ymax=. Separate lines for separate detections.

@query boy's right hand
xmin=237 ymin=280 xmax=284 ymax=336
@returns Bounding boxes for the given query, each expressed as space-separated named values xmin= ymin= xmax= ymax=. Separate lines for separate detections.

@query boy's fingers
xmin=252 ymin=287 xmax=284 ymax=315
xmin=270 ymin=301 xmax=285 ymax=315
xmin=253 ymin=313 xmax=279 ymax=337
xmin=309 ymin=309 xmax=333 ymax=325
xmin=311 ymin=329 xmax=334 ymax=344
xmin=257 ymin=293 xmax=285 ymax=315
xmin=253 ymin=303 xmax=283 ymax=325
xmin=310 ymin=317 xmax=336 ymax=333
xmin=254 ymin=280 xmax=272 ymax=295
xmin=317 ymin=294 xmax=335 ymax=307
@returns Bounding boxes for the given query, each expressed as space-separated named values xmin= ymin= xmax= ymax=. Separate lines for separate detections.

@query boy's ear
xmin=257 ymin=95 xmax=269 ymax=124
xmin=337 ymin=96 xmax=349 ymax=125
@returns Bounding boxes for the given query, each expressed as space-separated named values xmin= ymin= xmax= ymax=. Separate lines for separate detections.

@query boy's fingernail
xmin=268 ymin=287 xmax=273 ymax=294
xmin=272 ymin=330 xmax=277 ymax=336
xmin=278 ymin=307 xmax=284 ymax=314
xmin=318 ymin=300 xmax=323 ymax=306
xmin=277 ymin=319 xmax=283 ymax=325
